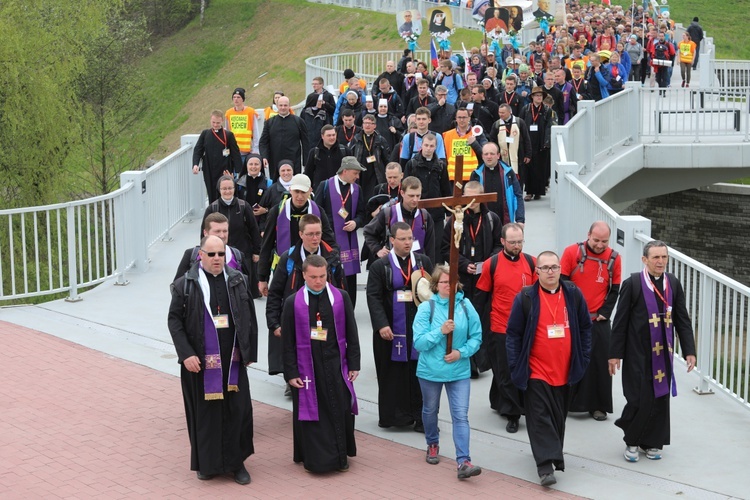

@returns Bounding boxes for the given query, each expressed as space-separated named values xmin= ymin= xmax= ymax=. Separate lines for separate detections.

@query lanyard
xmin=339 ymin=183 xmax=352 ymax=207
xmin=468 ymin=214 xmax=482 ymax=243
xmin=531 ymin=104 xmax=541 ymax=123
xmin=398 ymin=260 xmax=412 ymax=284
xmin=211 ymin=128 xmax=227 ymax=147
xmin=503 ymin=91 xmax=516 ymax=104
xmin=541 ymin=288 xmax=563 ymax=324
xmin=651 ymin=276 xmax=670 ymax=309
xmin=572 ymin=79 xmax=583 ymax=93
xmin=343 ymin=126 xmax=355 ymax=143
xmin=419 ymin=96 xmax=429 ymax=106
xmin=363 ymin=133 xmax=374 ymax=153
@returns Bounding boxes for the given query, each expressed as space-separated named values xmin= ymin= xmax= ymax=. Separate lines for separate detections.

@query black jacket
xmin=404 ymin=153 xmax=451 ymax=222
xmin=201 ymin=197 xmax=261 ymax=259
xmin=304 ymin=140 xmax=350 ymax=188
xmin=168 ymin=263 xmax=258 ymax=365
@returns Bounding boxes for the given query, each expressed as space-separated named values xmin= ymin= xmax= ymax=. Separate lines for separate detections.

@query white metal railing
xmin=640 ymin=85 xmax=750 ymax=141
xmin=634 ymin=233 xmax=750 ymax=409
xmin=0 ymin=140 xmax=205 ymax=303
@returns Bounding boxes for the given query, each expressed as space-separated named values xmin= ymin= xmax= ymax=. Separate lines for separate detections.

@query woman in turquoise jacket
xmin=412 ymin=264 xmax=483 ymax=479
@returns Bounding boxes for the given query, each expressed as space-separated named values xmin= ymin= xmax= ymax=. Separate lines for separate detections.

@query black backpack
xmin=569 ymin=242 xmax=619 ymax=292
xmin=654 ymin=42 xmax=669 ymax=61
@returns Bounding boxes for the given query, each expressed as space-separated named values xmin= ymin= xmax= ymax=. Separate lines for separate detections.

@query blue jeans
xmin=418 ymin=377 xmax=471 ymax=465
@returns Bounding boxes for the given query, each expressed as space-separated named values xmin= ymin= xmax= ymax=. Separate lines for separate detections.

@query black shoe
xmin=378 ymin=422 xmax=392 ymax=428
xmin=196 ymin=471 xmax=214 ymax=480
xmin=413 ymin=421 xmax=424 ymax=433
xmin=540 ymin=472 xmax=557 ymax=487
xmin=234 ymin=465 xmax=251 ymax=485
xmin=506 ymin=418 xmax=519 ymax=433
xmin=339 ymin=461 xmax=350 ymax=472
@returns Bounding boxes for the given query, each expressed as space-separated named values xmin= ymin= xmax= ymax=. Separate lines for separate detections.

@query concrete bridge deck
xmin=2 ymin=198 xmax=747 ymax=499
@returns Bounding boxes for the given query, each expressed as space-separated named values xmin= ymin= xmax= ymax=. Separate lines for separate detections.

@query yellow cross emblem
xmin=664 ymin=311 xmax=672 ymax=328
xmin=652 ymin=342 xmax=663 ymax=356
xmin=649 ymin=313 xmax=660 ymax=327
xmin=654 ymin=370 xmax=666 ymax=383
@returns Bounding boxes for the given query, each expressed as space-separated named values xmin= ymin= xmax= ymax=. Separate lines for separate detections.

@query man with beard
xmin=561 ymin=221 xmax=621 ymax=422
xmin=168 ymin=235 xmax=257 ymax=484
xmin=282 ymin=255 xmax=360 ymax=473
xmin=366 ymin=222 xmax=433 ymax=430
xmin=474 ymin=223 xmax=535 ymax=433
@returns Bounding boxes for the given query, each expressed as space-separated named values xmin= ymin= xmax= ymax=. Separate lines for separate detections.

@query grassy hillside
xmin=138 ymin=0 xmax=486 ymax=160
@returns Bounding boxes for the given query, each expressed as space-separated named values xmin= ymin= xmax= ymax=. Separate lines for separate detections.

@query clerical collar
xmin=305 ymin=284 xmax=325 ymax=295
xmin=540 ymin=284 xmax=561 ymax=294
xmin=503 ymin=251 xmax=520 ymax=261
xmin=486 ymin=163 xmax=497 ymax=170
xmin=212 ymin=128 xmax=222 ymax=132
xmin=649 ymin=273 xmax=663 ymax=281
xmin=301 ymin=245 xmax=320 ymax=258
xmin=423 ymin=154 xmax=434 ymax=161
xmin=338 ymin=175 xmax=348 ymax=186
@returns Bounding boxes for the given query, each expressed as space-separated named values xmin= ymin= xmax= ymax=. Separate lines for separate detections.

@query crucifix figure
xmin=417 ymin=156 xmax=497 ymax=355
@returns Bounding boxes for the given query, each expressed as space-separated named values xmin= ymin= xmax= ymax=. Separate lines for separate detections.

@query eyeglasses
xmin=201 ymin=251 xmax=226 ymax=257
xmin=537 ymin=265 xmax=561 ymax=273
xmin=303 ymin=232 xmax=322 ymax=238
xmin=505 ymin=240 xmax=524 ymax=246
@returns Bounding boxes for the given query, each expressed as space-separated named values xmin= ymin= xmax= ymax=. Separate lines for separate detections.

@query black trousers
xmin=488 ymin=333 xmax=524 ymax=418
xmin=524 ymin=379 xmax=570 ymax=477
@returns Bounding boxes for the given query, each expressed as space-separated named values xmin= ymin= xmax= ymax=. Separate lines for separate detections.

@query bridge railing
xmin=0 ymin=139 xmax=205 ymax=303
xmin=555 ymin=123 xmax=750 ymax=411
xmin=634 ymin=232 xmax=750 ymax=409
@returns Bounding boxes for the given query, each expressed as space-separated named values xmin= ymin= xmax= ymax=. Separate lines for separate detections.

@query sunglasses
xmin=201 ymin=251 xmax=226 ymax=257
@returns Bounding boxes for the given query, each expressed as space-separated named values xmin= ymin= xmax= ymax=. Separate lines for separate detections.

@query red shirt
xmin=560 ymin=243 xmax=621 ymax=314
xmin=529 ymin=287 xmax=571 ymax=386
xmin=476 ymin=252 xmax=536 ymax=333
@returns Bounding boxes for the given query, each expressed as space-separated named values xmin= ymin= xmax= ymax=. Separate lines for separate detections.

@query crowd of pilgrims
xmin=171 ymin=0 xmax=700 ymax=486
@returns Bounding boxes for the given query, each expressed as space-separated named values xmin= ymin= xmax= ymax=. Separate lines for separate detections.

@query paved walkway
xmin=1 ymin=321 xmax=579 ymax=499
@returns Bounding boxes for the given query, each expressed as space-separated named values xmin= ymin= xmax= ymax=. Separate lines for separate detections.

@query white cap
xmin=289 ymin=174 xmax=311 ymax=192
xmin=378 ymin=98 xmax=388 ymax=107
xmin=365 ymin=95 xmax=373 ymax=102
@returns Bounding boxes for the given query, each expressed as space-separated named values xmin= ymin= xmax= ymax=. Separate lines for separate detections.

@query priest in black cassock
xmin=609 ymin=241 xmax=696 ymax=463
xmin=518 ymin=87 xmax=556 ymax=201
xmin=168 ymin=235 xmax=258 ymax=484
xmin=282 ymin=254 xmax=360 ymax=473
xmin=192 ymin=110 xmax=243 ymax=203
xmin=366 ymin=222 xmax=433 ymax=430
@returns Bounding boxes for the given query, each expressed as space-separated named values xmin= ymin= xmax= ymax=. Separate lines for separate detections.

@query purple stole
xmin=388 ymin=250 xmax=420 ymax=362
xmin=294 ymin=284 xmax=358 ymax=421
xmin=329 ymin=177 xmax=360 ymax=276
xmin=277 ymin=200 xmax=320 ymax=256
xmin=391 ymin=203 xmax=426 ymax=255
xmin=640 ymin=269 xmax=677 ymax=398
xmin=558 ymin=82 xmax=573 ymax=124
xmin=198 ymin=268 xmax=240 ymax=400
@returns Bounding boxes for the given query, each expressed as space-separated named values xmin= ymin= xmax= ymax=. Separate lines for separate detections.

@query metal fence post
xmin=694 ymin=274 xmax=716 ymax=395
xmin=577 ymin=101 xmax=595 ymax=174
xmin=120 ymin=171 xmax=149 ymax=273
xmin=616 ymin=216 xmax=651 ymax=275
xmin=181 ymin=135 xmax=205 ymax=217
xmin=65 ymin=205 xmax=82 ymax=302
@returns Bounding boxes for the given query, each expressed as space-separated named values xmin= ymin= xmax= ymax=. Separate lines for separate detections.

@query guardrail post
xmin=549 ymin=127 xmax=569 ymax=212
xmin=181 ymin=135 xmax=205 ymax=218
xmin=65 ymin=205 xmax=82 ymax=302
xmin=577 ymin=101 xmax=595 ymax=174
xmin=623 ymin=83 xmax=640 ymax=144
xmin=694 ymin=274 xmax=716 ymax=395
xmin=554 ymin=164 xmax=578 ymax=253
xmin=616 ymin=216 xmax=651 ymax=275
xmin=120 ymin=171 xmax=149 ymax=273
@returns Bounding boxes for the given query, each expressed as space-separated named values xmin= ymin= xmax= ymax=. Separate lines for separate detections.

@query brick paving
xmin=1 ymin=321 xmax=582 ymax=499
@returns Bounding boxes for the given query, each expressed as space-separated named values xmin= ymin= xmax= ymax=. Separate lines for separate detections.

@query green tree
xmin=76 ymin=14 xmax=151 ymax=195
xmin=0 ymin=0 xmax=109 ymax=208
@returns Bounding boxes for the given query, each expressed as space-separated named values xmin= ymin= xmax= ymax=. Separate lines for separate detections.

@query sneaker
xmin=540 ymin=472 xmax=557 ymax=486
xmin=457 ymin=461 xmax=482 ymax=479
xmin=640 ymin=447 xmax=662 ymax=460
xmin=426 ymin=444 xmax=440 ymax=465
xmin=624 ymin=445 xmax=640 ymax=462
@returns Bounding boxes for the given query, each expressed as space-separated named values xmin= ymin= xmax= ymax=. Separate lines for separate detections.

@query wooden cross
xmin=652 ymin=342 xmax=663 ymax=356
xmin=648 ymin=313 xmax=660 ymax=327
xmin=417 ymin=156 xmax=497 ymax=355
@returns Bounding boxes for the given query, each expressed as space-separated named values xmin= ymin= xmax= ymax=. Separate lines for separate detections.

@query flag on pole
xmin=430 ymin=38 xmax=439 ymax=69
xmin=602 ymin=0 xmax=611 ymax=5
